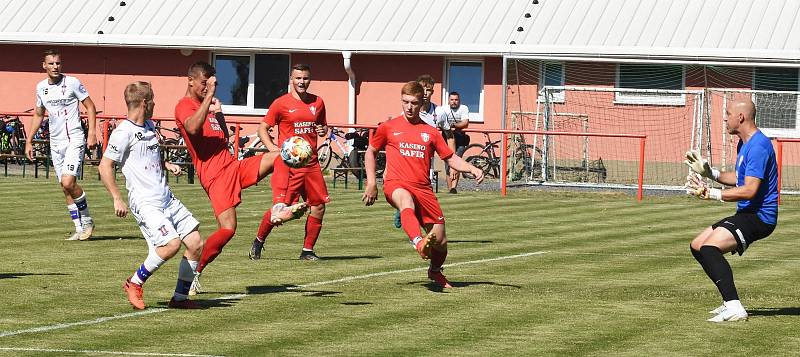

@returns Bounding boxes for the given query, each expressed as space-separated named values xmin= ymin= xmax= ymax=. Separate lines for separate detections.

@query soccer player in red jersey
xmin=251 ymin=64 xmax=331 ymax=261
xmin=362 ymin=81 xmax=484 ymax=288
xmin=174 ymin=62 xmax=306 ymax=294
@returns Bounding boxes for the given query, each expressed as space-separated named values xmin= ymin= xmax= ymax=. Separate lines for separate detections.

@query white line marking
xmin=0 ymin=347 xmax=223 ymax=356
xmin=0 ymin=251 xmax=549 ymax=337
xmin=0 ymin=309 xmax=166 ymax=338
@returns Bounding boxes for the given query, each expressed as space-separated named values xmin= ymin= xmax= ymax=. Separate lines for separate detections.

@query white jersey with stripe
xmin=103 ymin=119 xmax=172 ymax=209
xmin=35 ymin=75 xmax=89 ymax=143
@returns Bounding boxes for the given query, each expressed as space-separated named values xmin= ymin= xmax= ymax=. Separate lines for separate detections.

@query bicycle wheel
xmin=464 ymin=155 xmax=492 ymax=179
xmin=317 ymin=143 xmax=332 ymax=170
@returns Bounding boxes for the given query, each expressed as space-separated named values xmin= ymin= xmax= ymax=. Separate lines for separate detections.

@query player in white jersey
xmin=25 ymin=49 xmax=98 ymax=241
xmin=99 ymin=81 xmax=203 ymax=310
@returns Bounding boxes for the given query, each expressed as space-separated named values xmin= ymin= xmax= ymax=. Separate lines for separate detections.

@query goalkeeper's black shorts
xmin=712 ymin=212 xmax=776 ymax=256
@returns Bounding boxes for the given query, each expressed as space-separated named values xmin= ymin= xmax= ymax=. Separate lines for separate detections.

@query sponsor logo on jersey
xmin=393 ymin=132 xmax=403 ymax=136
xmin=288 ymin=109 xmax=297 ymax=113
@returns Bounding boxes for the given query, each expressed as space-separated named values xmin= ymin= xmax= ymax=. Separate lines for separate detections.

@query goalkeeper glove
xmin=685 ymin=173 xmax=723 ymax=201
xmin=685 ymin=150 xmax=720 ymax=181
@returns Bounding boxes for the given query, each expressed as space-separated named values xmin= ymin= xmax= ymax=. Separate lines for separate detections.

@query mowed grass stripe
xmin=3 ymin=177 xmax=800 ymax=355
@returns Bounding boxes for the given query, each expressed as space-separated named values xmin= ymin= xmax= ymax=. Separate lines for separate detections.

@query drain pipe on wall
xmin=342 ymin=51 xmax=356 ymax=125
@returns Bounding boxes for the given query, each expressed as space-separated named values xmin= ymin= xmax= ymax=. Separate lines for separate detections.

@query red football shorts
xmin=383 ymin=180 xmax=445 ymax=225
xmin=204 ymin=155 xmax=262 ymax=216
xmin=270 ymin=160 xmax=331 ymax=206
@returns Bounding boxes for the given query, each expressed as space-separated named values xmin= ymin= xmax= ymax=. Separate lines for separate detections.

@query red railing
xmin=4 ymin=111 xmax=647 ymax=199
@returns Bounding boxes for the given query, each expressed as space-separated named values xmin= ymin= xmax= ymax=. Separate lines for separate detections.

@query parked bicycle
xmin=462 ymin=132 xmax=502 ymax=179
xmin=0 ymin=114 xmax=27 ymax=162
xmin=154 ymin=120 xmax=190 ymax=164
xmin=318 ymin=127 xmax=385 ymax=179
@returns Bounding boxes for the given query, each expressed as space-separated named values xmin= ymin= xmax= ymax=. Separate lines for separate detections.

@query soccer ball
xmin=280 ymin=136 xmax=313 ymax=168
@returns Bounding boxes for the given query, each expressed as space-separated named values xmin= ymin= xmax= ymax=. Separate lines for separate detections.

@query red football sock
xmin=400 ymin=208 xmax=422 ymax=241
xmin=197 ymin=228 xmax=235 ymax=273
xmin=430 ymin=246 xmax=448 ymax=270
xmin=256 ymin=210 xmax=275 ymax=242
xmin=303 ymin=215 xmax=323 ymax=250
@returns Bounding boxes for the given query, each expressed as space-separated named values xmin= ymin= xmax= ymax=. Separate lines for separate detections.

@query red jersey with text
xmin=174 ymin=96 xmax=233 ymax=186
xmin=263 ymin=93 xmax=326 ymax=170
xmin=371 ymin=115 xmax=453 ymax=187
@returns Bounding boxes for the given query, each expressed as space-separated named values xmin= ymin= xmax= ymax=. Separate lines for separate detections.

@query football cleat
xmin=707 ymin=308 xmax=748 ymax=323
xmin=249 ymin=239 xmax=264 ymax=260
xmin=123 ymin=277 xmax=145 ymax=310
xmin=188 ymin=273 xmax=202 ymax=296
xmin=78 ymin=221 xmax=94 ymax=241
xmin=708 ymin=304 xmax=726 ymax=314
xmin=270 ymin=202 xmax=309 ymax=225
xmin=428 ymin=269 xmax=453 ymax=288
xmin=168 ymin=298 xmax=201 ymax=309
xmin=299 ymin=250 xmax=320 ymax=261
xmin=413 ymin=232 xmax=436 ymax=260
xmin=65 ymin=232 xmax=82 ymax=241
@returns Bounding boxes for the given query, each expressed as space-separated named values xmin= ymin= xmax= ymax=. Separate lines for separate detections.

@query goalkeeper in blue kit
xmin=684 ymin=97 xmax=778 ymax=323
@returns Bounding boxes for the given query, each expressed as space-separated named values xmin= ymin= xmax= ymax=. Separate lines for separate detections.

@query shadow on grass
xmin=154 ymin=298 xmax=240 ymax=310
xmin=246 ymin=285 xmax=341 ymax=298
xmin=269 ymin=255 xmax=382 ymax=261
xmin=83 ymin=235 xmax=141 ymax=241
xmin=341 ymin=301 xmax=372 ymax=306
xmin=0 ymin=272 xmax=70 ymax=280
xmin=411 ymin=280 xmax=522 ymax=293
xmin=447 ymin=240 xmax=494 ymax=244
xmin=748 ymin=307 xmax=800 ymax=317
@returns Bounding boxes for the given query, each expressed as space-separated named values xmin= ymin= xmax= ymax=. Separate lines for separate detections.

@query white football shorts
xmin=50 ymin=139 xmax=85 ymax=182
xmin=131 ymin=196 xmax=199 ymax=248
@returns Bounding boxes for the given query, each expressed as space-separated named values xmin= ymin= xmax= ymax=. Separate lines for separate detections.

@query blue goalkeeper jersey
xmin=736 ymin=130 xmax=778 ymax=225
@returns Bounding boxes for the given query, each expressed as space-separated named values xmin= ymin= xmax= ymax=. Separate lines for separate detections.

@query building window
xmin=213 ymin=53 xmax=290 ymax=115
xmin=753 ymin=67 xmax=799 ymax=135
xmin=538 ymin=62 xmax=564 ymax=103
xmin=615 ymin=64 xmax=685 ymax=105
xmin=444 ymin=60 xmax=484 ymax=122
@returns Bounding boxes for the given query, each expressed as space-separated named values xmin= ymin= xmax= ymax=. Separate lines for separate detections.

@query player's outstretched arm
xmin=99 ymin=157 xmax=128 ymax=218
xmin=446 ymin=154 xmax=484 ymax=184
xmin=361 ymin=145 xmax=379 ymax=206
xmin=81 ymin=96 xmax=98 ymax=149
xmin=24 ymin=106 xmax=46 ymax=160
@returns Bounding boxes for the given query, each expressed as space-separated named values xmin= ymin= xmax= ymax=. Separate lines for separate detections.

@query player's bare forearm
xmin=258 ymin=123 xmax=280 ymax=151
xmin=82 ymin=96 xmax=97 ymax=134
xmin=447 ymin=154 xmax=484 ymax=183
xmin=99 ymin=158 xmax=122 ymax=201
xmin=25 ymin=108 xmax=45 ymax=145
xmin=183 ymin=95 xmax=213 ymax=135
xmin=716 ymin=171 xmax=737 ymax=186
xmin=364 ymin=146 xmax=378 ymax=185
xmin=719 ymin=176 xmax=760 ymax=202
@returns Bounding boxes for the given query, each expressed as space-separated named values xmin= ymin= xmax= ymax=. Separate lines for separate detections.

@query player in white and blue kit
xmin=685 ymin=97 xmax=778 ymax=322
xmin=24 ymin=49 xmax=98 ymax=241
xmin=99 ymin=82 xmax=203 ymax=310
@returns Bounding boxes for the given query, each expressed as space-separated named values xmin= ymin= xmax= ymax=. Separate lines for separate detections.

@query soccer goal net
xmin=505 ymin=85 xmax=706 ymax=190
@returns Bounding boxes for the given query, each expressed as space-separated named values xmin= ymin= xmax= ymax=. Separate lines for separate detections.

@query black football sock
xmin=699 ymin=245 xmax=739 ymax=301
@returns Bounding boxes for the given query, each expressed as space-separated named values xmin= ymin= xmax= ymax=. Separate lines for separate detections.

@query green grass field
xmin=1 ymin=175 xmax=800 ymax=356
